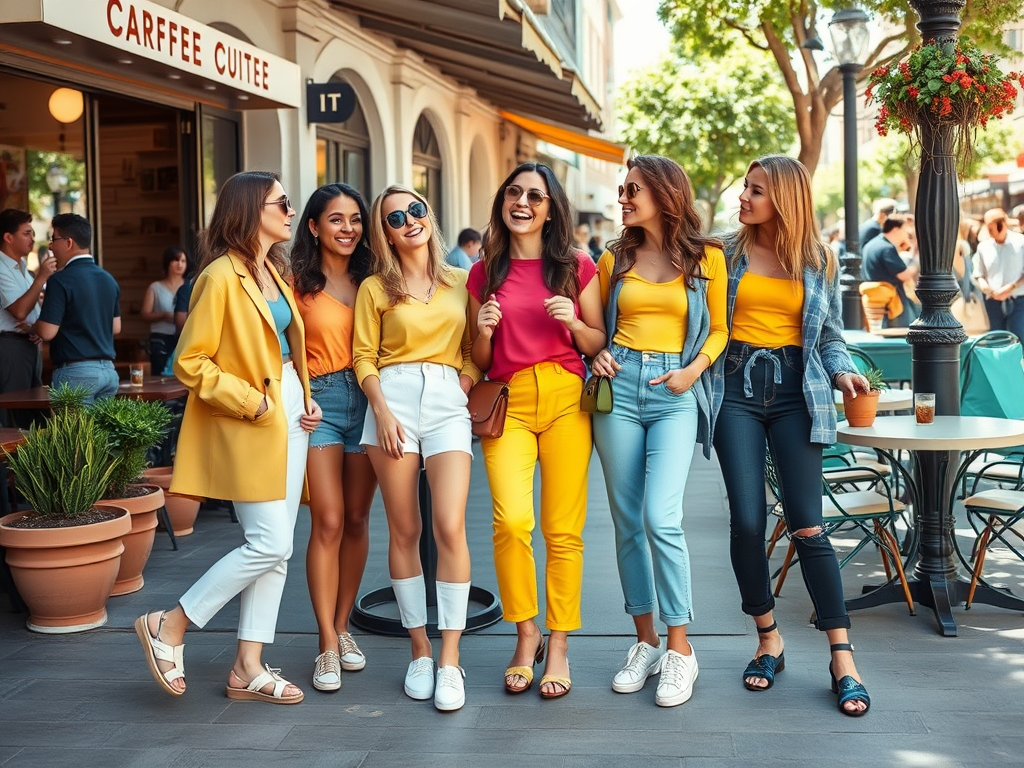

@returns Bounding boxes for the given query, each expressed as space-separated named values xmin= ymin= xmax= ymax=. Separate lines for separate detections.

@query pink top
xmin=467 ymin=252 xmax=597 ymax=382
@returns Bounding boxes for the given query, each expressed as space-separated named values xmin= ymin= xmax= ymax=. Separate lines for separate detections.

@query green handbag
xmin=580 ymin=375 xmax=613 ymax=414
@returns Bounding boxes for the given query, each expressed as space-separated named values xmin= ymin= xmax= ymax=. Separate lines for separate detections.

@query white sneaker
xmin=612 ymin=641 xmax=665 ymax=693
xmin=312 ymin=650 xmax=342 ymax=691
xmin=338 ymin=632 xmax=366 ymax=671
xmin=655 ymin=647 xmax=699 ymax=707
xmin=433 ymin=665 xmax=466 ymax=712
xmin=404 ymin=656 xmax=435 ymax=700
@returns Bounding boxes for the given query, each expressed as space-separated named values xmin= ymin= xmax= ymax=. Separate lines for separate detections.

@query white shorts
xmin=361 ymin=362 xmax=472 ymax=459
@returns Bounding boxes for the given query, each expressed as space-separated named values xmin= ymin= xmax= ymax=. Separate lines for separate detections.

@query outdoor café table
xmin=837 ymin=415 xmax=1024 ymax=636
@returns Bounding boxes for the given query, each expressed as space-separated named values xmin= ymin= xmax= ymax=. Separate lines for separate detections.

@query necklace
xmin=403 ymin=276 xmax=438 ymax=303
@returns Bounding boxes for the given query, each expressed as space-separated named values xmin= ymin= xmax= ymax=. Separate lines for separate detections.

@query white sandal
xmin=226 ymin=664 xmax=304 ymax=705
xmin=135 ymin=612 xmax=185 ymax=697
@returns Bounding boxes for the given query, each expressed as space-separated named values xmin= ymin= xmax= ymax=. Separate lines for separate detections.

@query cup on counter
xmin=129 ymin=365 xmax=145 ymax=386
xmin=864 ymin=306 xmax=885 ymax=334
xmin=915 ymin=392 xmax=935 ymax=424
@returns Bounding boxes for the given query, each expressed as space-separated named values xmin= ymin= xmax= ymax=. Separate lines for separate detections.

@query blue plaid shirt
xmin=710 ymin=247 xmax=855 ymax=446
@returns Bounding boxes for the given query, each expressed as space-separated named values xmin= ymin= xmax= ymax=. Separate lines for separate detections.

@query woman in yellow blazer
xmin=135 ymin=171 xmax=322 ymax=705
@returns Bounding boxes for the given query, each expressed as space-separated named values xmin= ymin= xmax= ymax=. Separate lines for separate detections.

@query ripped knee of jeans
xmin=791 ymin=526 xmax=826 ymax=543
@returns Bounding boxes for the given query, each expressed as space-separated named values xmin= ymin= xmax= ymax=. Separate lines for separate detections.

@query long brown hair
xmin=731 ymin=154 xmax=835 ymax=280
xmin=606 ymin=155 xmax=721 ymax=288
xmin=291 ymin=183 xmax=373 ymax=296
xmin=196 ymin=171 xmax=288 ymax=288
xmin=481 ymin=162 xmax=580 ymax=300
xmin=366 ymin=185 xmax=452 ymax=306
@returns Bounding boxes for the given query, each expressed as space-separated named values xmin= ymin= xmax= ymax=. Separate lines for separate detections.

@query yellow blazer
xmin=170 ymin=252 xmax=311 ymax=502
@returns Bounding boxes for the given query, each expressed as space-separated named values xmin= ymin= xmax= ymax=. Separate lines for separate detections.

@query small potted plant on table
xmin=842 ymin=369 xmax=887 ymax=428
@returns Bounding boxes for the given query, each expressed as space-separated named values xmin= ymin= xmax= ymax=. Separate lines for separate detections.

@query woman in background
xmin=711 ymin=155 xmax=870 ymax=716
xmin=136 ymin=171 xmax=320 ymax=704
xmin=292 ymin=184 xmax=378 ymax=692
xmin=140 ymin=245 xmax=187 ymax=375
xmin=353 ymin=186 xmax=480 ymax=712
xmin=469 ymin=162 xmax=605 ymax=700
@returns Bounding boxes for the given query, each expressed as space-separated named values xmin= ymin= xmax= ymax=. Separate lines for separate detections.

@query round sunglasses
xmin=504 ymin=184 xmax=549 ymax=207
xmin=618 ymin=182 xmax=643 ymax=200
xmin=263 ymin=195 xmax=292 ymax=214
xmin=386 ymin=201 xmax=429 ymax=230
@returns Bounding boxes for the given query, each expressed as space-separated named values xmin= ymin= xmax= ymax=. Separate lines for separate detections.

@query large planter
xmin=103 ymin=484 xmax=164 ymax=596
xmin=843 ymin=390 xmax=881 ymax=428
xmin=142 ymin=467 xmax=201 ymax=536
xmin=0 ymin=506 xmax=131 ymax=633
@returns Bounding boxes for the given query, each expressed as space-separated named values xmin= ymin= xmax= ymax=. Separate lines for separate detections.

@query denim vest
xmin=710 ymin=242 xmax=855 ymax=445
xmin=604 ymin=270 xmax=715 ymax=459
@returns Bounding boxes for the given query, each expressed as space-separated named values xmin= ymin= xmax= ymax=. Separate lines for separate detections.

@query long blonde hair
xmin=367 ymin=185 xmax=453 ymax=305
xmin=731 ymin=155 xmax=836 ymax=280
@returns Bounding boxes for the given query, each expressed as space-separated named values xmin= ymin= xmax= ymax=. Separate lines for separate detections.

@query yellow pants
xmin=482 ymin=362 xmax=591 ymax=631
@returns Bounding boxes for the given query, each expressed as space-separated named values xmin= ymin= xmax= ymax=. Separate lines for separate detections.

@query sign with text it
xmin=40 ymin=0 xmax=301 ymax=107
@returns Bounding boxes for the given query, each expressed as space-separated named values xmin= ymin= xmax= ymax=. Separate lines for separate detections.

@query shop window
xmin=315 ymin=83 xmax=371 ymax=197
xmin=201 ymin=110 xmax=240 ymax=226
xmin=411 ymin=115 xmax=442 ymax=225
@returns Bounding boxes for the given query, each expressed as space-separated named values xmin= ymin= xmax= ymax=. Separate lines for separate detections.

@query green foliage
xmin=863 ymin=368 xmax=888 ymax=392
xmin=87 ymin=398 xmax=173 ymax=498
xmin=616 ymin=45 xmax=795 ymax=212
xmin=26 ymin=151 xmax=86 ymax=223
xmin=47 ymin=382 xmax=89 ymax=413
xmin=2 ymin=409 xmax=115 ymax=519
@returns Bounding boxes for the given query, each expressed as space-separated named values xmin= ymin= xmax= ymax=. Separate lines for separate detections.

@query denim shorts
xmin=309 ymin=368 xmax=368 ymax=452
xmin=361 ymin=362 xmax=471 ymax=459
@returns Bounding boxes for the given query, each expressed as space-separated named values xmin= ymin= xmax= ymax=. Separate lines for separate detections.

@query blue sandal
xmin=829 ymin=643 xmax=870 ymax=716
xmin=743 ymin=621 xmax=785 ymax=691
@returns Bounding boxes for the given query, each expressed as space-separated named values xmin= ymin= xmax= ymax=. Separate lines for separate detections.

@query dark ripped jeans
xmin=713 ymin=343 xmax=851 ymax=631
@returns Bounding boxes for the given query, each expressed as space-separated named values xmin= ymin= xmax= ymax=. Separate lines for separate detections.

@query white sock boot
xmin=434 ymin=580 xmax=470 ymax=711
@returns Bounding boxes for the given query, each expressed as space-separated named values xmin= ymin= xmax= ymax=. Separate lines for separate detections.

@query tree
xmin=657 ymin=0 xmax=1024 ymax=177
xmin=616 ymin=48 xmax=795 ymax=214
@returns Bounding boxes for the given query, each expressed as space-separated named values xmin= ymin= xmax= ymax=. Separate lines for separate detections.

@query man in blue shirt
xmin=861 ymin=213 xmax=916 ymax=327
xmin=35 ymin=213 xmax=121 ymax=403
xmin=445 ymin=228 xmax=481 ymax=270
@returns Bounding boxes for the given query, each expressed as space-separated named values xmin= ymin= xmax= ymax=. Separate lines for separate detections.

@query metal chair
xmin=961 ymin=489 xmax=1024 ymax=609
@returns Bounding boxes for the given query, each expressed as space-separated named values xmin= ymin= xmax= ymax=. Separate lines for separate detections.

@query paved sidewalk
xmin=2 ymin=447 xmax=1023 ymax=767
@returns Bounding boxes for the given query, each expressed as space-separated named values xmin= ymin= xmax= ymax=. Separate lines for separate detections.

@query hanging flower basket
xmin=866 ymin=37 xmax=1024 ymax=175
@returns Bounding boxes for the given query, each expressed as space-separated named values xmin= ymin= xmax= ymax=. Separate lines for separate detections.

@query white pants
xmin=179 ymin=363 xmax=309 ymax=643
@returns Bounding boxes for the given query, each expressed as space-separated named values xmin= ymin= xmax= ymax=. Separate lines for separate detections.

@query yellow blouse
xmin=731 ymin=271 xmax=804 ymax=348
xmin=597 ymin=247 xmax=729 ymax=361
xmin=352 ymin=269 xmax=481 ymax=385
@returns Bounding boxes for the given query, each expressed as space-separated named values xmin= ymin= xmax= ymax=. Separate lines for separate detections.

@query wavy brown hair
xmin=366 ymin=185 xmax=453 ymax=306
xmin=291 ymin=183 xmax=373 ymax=297
xmin=481 ymin=162 xmax=579 ymax=300
xmin=196 ymin=171 xmax=288 ymax=289
xmin=606 ymin=155 xmax=721 ymax=289
xmin=730 ymin=154 xmax=836 ymax=280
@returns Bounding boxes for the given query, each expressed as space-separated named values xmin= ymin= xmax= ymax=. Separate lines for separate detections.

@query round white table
xmin=837 ymin=415 xmax=1024 ymax=635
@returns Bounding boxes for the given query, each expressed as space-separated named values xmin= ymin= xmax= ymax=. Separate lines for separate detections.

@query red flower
xmin=908 ymin=86 xmax=920 ymax=98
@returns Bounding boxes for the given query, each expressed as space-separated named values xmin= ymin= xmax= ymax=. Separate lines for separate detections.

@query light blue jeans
xmin=51 ymin=360 xmax=119 ymax=404
xmin=592 ymin=344 xmax=698 ymax=626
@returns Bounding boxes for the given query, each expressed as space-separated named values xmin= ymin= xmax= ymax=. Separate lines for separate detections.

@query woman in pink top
xmin=469 ymin=162 xmax=606 ymax=699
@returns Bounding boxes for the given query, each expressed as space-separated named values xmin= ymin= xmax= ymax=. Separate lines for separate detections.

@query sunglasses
xmin=618 ymin=182 xmax=643 ymax=200
xmin=385 ymin=201 xmax=429 ymax=229
xmin=263 ymin=196 xmax=291 ymax=214
xmin=504 ymin=184 xmax=549 ymax=207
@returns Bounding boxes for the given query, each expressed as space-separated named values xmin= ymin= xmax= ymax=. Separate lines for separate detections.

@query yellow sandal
xmin=504 ymin=637 xmax=546 ymax=694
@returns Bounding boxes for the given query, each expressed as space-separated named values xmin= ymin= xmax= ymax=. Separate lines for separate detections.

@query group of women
xmin=135 ymin=152 xmax=872 ymax=718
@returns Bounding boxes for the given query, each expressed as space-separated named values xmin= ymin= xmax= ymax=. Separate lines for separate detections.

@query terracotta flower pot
xmin=843 ymin=390 xmax=881 ymax=427
xmin=103 ymin=484 xmax=164 ymax=596
xmin=141 ymin=466 xmax=201 ymax=536
xmin=0 ymin=506 xmax=131 ymax=633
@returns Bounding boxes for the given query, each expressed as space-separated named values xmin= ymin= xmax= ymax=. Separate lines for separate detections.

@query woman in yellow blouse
xmin=353 ymin=186 xmax=480 ymax=712
xmin=136 ymin=171 xmax=321 ymax=704
xmin=591 ymin=155 xmax=728 ymax=708
xmin=292 ymin=183 xmax=378 ymax=692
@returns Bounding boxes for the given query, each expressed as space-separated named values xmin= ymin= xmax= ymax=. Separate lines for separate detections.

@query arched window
xmin=411 ymin=115 xmax=442 ymax=225
xmin=316 ymin=75 xmax=371 ymax=197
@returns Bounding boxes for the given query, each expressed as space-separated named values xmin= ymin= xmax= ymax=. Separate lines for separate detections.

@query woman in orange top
xmin=292 ymin=183 xmax=378 ymax=692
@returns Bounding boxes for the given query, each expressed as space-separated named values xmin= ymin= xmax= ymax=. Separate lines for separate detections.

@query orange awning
xmin=500 ymin=111 xmax=628 ymax=165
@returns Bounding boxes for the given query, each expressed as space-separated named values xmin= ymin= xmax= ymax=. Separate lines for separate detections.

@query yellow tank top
xmin=731 ymin=272 xmax=803 ymax=347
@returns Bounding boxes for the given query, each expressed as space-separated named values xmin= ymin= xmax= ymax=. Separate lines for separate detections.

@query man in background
xmin=859 ymin=198 xmax=898 ymax=249
xmin=0 ymin=209 xmax=55 ymax=426
xmin=974 ymin=208 xmax=1024 ymax=339
xmin=446 ymin=228 xmax=482 ymax=270
xmin=35 ymin=213 xmax=121 ymax=403
xmin=861 ymin=213 xmax=917 ymax=327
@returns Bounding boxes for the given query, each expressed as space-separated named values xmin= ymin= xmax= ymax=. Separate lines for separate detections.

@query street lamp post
xmin=46 ymin=164 xmax=68 ymax=217
xmin=829 ymin=7 xmax=870 ymax=330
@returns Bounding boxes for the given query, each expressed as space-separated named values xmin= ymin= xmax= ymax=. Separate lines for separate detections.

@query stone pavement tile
xmin=0 ymin=748 xmax=24 ymax=764
xmin=565 ymin=759 xmax=684 ymax=768
xmin=172 ymin=749 xmax=367 ymax=768
xmin=100 ymin=723 xmax=293 ymax=750
xmin=731 ymin=733 xmax=981 ymax=765
xmin=0 ymin=747 xmax=187 ymax=768
xmin=0 ymin=722 xmax=122 ymax=748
